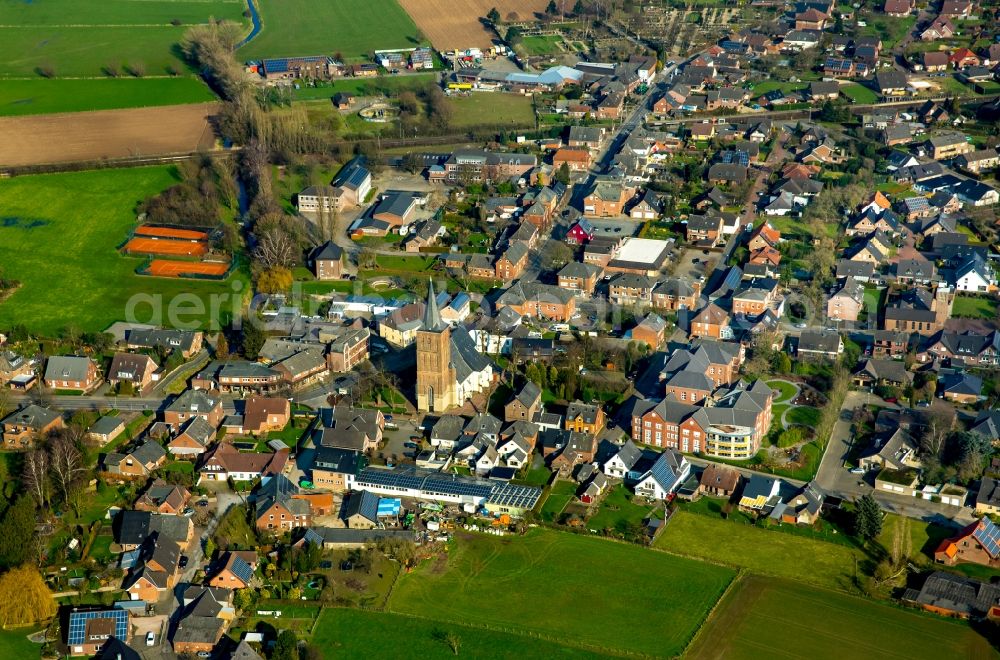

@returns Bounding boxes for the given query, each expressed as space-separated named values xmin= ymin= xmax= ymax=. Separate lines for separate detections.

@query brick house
xmin=2 ymin=404 xmax=63 ymax=449
xmin=43 ymin=355 xmax=99 ymax=392
xmin=553 ymin=148 xmax=591 ymax=172
xmin=690 ymin=303 xmax=731 ymax=339
xmin=652 ymin=278 xmax=701 ymax=311
xmin=135 ymin=480 xmax=191 ymax=515
xmin=935 ymin=518 xmax=1000 ymax=567
xmin=327 ymin=326 xmax=370 ymax=373
xmin=104 ymin=440 xmax=167 ymax=478
xmin=505 ymin=381 xmax=542 ymax=423
xmin=311 ymin=241 xmax=344 ymax=280
xmin=629 ymin=314 xmax=667 ymax=349
xmin=168 ymin=416 xmax=215 ymax=459
xmin=126 ymin=328 xmax=203 ymax=359
xmin=495 ymin=242 xmax=529 ymax=281
xmin=496 ymin=282 xmax=577 ymax=321
xmin=107 ymin=352 xmax=158 ymax=394
xmin=242 ymin=397 xmax=291 ymax=434
xmin=163 ymin=390 xmax=224 ymax=431
xmin=310 ymin=445 xmax=363 ymax=492
xmin=208 ymin=551 xmax=259 ymax=590
xmin=557 ymin=261 xmax=603 ymax=295
xmin=583 ymin=181 xmax=632 ymax=217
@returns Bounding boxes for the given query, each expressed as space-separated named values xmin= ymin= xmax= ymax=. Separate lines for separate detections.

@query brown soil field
xmin=398 ymin=0 xmax=550 ymax=50
xmin=147 ymin=259 xmax=229 ymax=277
xmin=136 ymin=226 xmax=209 ymax=241
xmin=0 ymin=102 xmax=219 ymax=168
xmin=125 ymin=237 xmax=208 ymax=256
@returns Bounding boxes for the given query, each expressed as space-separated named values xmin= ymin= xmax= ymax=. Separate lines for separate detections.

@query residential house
xmin=310 ymin=445 xmax=363 ymax=492
xmin=797 ymin=330 xmax=844 ymax=360
xmin=172 ymin=586 xmax=235 ymax=655
xmin=65 ymin=609 xmax=130 ymax=657
xmin=311 ymin=241 xmax=344 ymax=280
xmin=0 ymin=351 xmax=34 ymax=390
xmin=739 ymin=474 xmax=782 ymax=513
xmin=629 ymin=314 xmax=668 ymax=349
xmin=198 ymin=443 xmax=290 ymax=482
xmin=934 ymin=518 xmax=1000 ymax=567
xmin=699 ymin=464 xmax=741 ymax=498
xmin=553 ymin=148 xmax=591 ymax=172
xmin=87 ymin=416 xmax=125 ymax=446
xmin=126 ymin=328 xmax=203 ymax=359
xmin=505 ymin=381 xmax=542 ymax=423
xmin=652 ymin=278 xmax=701 ymax=311
xmin=927 ymin=133 xmax=974 ymax=160
xmin=583 ymin=180 xmax=632 ymax=217
xmin=904 ymin=572 xmax=1000 ymax=619
xmin=496 ymin=282 xmax=577 ymax=321
xmin=859 ymin=429 xmax=920 ymax=472
xmin=44 ymin=355 xmax=99 ymax=392
xmin=107 ymin=352 xmax=158 ymax=394
xmin=827 ymin=278 xmax=865 ymax=322
xmin=686 ymin=213 xmax=725 ymax=247
xmin=557 ymin=261 xmax=603 ymax=295
xmin=976 ymin=476 xmax=1000 ymax=516
xmin=168 ymin=417 xmax=215 ymax=459
xmin=123 ymin=535 xmax=181 ymax=603
xmin=633 ymin=450 xmax=690 ymax=500
xmin=854 ymin=358 xmax=913 ymax=389
xmin=241 ymin=397 xmax=291 ymax=435
xmin=135 ymin=480 xmax=191 ymax=515
xmin=163 ymin=390 xmax=224 ymax=431
xmin=939 ymin=369 xmax=983 ymax=404
xmin=565 ymin=401 xmax=606 ymax=436
xmin=921 ymin=16 xmax=956 ymax=41
xmin=103 ymin=440 xmax=167 ymax=478
xmin=208 ymin=551 xmax=258 ymax=590
xmin=1 ymin=404 xmax=63 ymax=449
xmin=690 ymin=303 xmax=732 ymax=340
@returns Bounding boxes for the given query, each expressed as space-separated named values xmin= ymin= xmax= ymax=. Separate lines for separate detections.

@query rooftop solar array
xmin=975 ymin=519 xmax=1000 ymax=557
xmin=67 ymin=609 xmax=129 ymax=645
xmin=230 ymin=556 xmax=254 ymax=584
xmin=356 ymin=466 xmax=541 ymax=509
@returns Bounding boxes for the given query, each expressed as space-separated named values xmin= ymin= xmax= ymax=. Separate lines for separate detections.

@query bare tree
xmin=919 ymin=407 xmax=954 ymax=459
xmin=49 ymin=434 xmax=86 ymax=508
xmin=22 ymin=449 xmax=51 ymax=508
xmin=254 ymin=226 xmax=297 ymax=269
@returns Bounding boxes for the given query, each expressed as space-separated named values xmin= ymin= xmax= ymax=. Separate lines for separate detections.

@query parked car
xmin=849 ymin=467 xmax=865 ymax=475
xmin=179 ymin=555 xmax=189 ymax=569
xmin=146 ymin=632 xmax=155 ymax=646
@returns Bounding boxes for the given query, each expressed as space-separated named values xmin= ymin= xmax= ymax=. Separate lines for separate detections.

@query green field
xmin=841 ymin=83 xmax=878 ymax=104
xmin=239 ymin=0 xmax=421 ymax=62
xmin=786 ymin=406 xmax=821 ymax=427
xmin=312 ymin=608 xmax=606 ymax=659
xmin=656 ymin=511 xmax=861 ymax=591
xmin=539 ymin=480 xmax=576 ymax=522
xmin=0 ymin=0 xmax=246 ymax=77
xmin=0 ymin=167 xmax=246 ymax=336
xmin=766 ymin=380 xmax=797 ymax=403
xmin=389 ymin=529 xmax=735 ymax=657
xmin=0 ymin=77 xmax=214 ymax=116
xmin=687 ymin=575 xmax=998 ymax=660
xmin=0 ymin=627 xmax=43 ymax=658
xmin=587 ymin=484 xmax=660 ymax=532
xmin=520 ymin=35 xmax=564 ymax=56
xmin=447 ymin=93 xmax=536 ymax=129
xmin=953 ymin=295 xmax=999 ymax=320
xmin=290 ymin=73 xmax=437 ymax=101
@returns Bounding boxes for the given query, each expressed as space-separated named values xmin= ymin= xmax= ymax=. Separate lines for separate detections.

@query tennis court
xmin=135 ymin=225 xmax=209 ymax=241
xmin=147 ymin=259 xmax=229 ymax=277
xmin=125 ymin=237 xmax=208 ymax=256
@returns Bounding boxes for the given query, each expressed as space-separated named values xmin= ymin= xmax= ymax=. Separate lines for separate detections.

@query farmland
xmin=0 ymin=0 xmax=245 ymax=112
xmin=0 ymin=167 xmax=245 ymax=335
xmin=397 ymin=0 xmax=551 ymax=50
xmin=389 ymin=529 xmax=734 ymax=657
xmin=312 ymin=609 xmax=606 ymax=659
xmin=0 ymin=102 xmax=218 ymax=167
xmin=0 ymin=78 xmax=214 ymax=117
xmin=239 ymin=0 xmax=421 ymax=62
xmin=655 ymin=511 xmax=861 ymax=591
xmin=447 ymin=93 xmax=536 ymax=129
xmin=687 ymin=575 xmax=998 ymax=660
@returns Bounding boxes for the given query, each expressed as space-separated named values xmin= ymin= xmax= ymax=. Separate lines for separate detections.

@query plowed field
xmin=398 ymin=0 xmax=550 ymax=50
xmin=0 ymin=102 xmax=218 ymax=167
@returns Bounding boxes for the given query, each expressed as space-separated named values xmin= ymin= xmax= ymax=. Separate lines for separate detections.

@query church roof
xmin=423 ymin=279 xmax=445 ymax=331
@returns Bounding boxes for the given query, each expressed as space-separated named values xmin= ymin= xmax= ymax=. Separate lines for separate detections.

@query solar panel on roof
xmin=67 ymin=609 xmax=129 ymax=645
xmin=231 ymin=557 xmax=254 ymax=584
xmin=975 ymin=520 xmax=1000 ymax=556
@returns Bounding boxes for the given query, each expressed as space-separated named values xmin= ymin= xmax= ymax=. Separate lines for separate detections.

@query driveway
xmin=133 ymin=615 xmax=168 ymax=660
xmin=815 ymin=391 xmax=975 ymax=524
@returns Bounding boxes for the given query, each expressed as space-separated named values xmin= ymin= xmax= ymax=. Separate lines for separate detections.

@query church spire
xmin=423 ymin=278 xmax=444 ymax=331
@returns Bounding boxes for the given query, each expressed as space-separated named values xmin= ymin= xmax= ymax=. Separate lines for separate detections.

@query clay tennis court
xmin=125 ymin=237 xmax=208 ymax=257
xmin=0 ymin=102 xmax=219 ymax=168
xmin=147 ymin=259 xmax=229 ymax=277
xmin=135 ymin=225 xmax=209 ymax=241
xmin=398 ymin=0 xmax=549 ymax=50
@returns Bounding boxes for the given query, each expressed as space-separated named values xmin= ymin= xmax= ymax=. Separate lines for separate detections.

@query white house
xmin=954 ymin=257 xmax=995 ymax=293
xmin=475 ymin=444 xmax=499 ymax=476
xmin=633 ymin=450 xmax=690 ymax=500
xmin=603 ymin=440 xmax=643 ymax=480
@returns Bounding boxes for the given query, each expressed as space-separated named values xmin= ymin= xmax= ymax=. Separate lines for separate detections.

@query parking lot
xmin=671 ymin=247 xmax=713 ymax=281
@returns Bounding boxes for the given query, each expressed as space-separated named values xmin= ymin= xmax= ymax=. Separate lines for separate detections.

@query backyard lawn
xmin=840 ymin=83 xmax=878 ymax=104
xmin=952 ymin=295 xmax=999 ymax=320
xmin=0 ymin=167 xmax=246 ymax=335
xmin=519 ymin=35 xmax=564 ymax=56
xmin=765 ymin=380 xmax=797 ymax=403
xmin=447 ymin=93 xmax=536 ymax=129
xmin=688 ymin=575 xmax=997 ymax=660
xmin=239 ymin=0 xmax=423 ymax=62
xmin=390 ymin=529 xmax=735 ymax=657
xmin=539 ymin=480 xmax=576 ymax=522
xmin=586 ymin=484 xmax=660 ymax=532
xmin=655 ymin=510 xmax=861 ymax=591
xmin=0 ymin=628 xmax=43 ymax=658
xmin=290 ymin=73 xmax=438 ymax=101
xmin=786 ymin=406 xmax=821 ymax=428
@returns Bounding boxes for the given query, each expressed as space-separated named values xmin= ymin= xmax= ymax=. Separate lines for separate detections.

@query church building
xmin=416 ymin=281 xmax=494 ymax=412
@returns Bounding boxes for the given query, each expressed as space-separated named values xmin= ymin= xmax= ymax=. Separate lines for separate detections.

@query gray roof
xmin=89 ymin=416 xmax=124 ymax=436
xmin=450 ymin=328 xmax=493 ymax=383
xmin=2 ymin=404 xmax=61 ymax=430
xmin=423 ymin=279 xmax=444 ymax=331
xmin=44 ymin=355 xmax=93 ymax=383
xmin=167 ymin=389 xmax=219 ymax=414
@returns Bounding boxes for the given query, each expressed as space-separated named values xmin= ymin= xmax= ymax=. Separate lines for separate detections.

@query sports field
xmin=389 ymin=529 xmax=734 ymax=657
xmin=0 ymin=167 xmax=245 ymax=335
xmin=687 ymin=575 xmax=998 ymax=660
xmin=239 ymin=0 xmax=421 ymax=62
xmin=655 ymin=511 xmax=861 ymax=591
xmin=0 ymin=78 xmax=215 ymax=117
xmin=147 ymin=259 xmax=230 ymax=277
xmin=448 ymin=93 xmax=536 ymax=129
xmin=312 ymin=609 xmax=606 ymax=659
xmin=125 ymin=237 xmax=208 ymax=256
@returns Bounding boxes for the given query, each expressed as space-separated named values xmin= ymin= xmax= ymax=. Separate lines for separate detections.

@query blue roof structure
xmin=646 ymin=451 xmax=684 ymax=492
xmin=230 ymin=556 xmax=254 ymax=584
xmin=974 ymin=518 xmax=1000 ymax=556
xmin=67 ymin=609 xmax=129 ymax=645
xmin=721 ymin=150 xmax=750 ymax=166
xmin=376 ymin=497 xmax=402 ymax=516
xmin=356 ymin=465 xmax=541 ymax=510
xmin=506 ymin=65 xmax=584 ymax=86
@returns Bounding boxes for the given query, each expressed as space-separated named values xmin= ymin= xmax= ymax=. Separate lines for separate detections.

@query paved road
xmin=815 ymin=391 xmax=976 ymax=525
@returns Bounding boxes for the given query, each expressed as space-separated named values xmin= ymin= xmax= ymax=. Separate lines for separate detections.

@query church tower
xmin=416 ymin=280 xmax=455 ymax=412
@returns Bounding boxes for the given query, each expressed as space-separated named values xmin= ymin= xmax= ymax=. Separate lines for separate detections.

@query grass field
xmin=953 ymin=295 xmax=999 ymax=320
xmin=655 ymin=511 xmax=861 ymax=591
xmin=0 ymin=78 xmax=214 ymax=116
xmin=447 ymin=93 xmax=536 ymax=129
xmin=539 ymin=480 xmax=576 ymax=522
xmin=390 ymin=529 xmax=735 ymax=657
xmin=786 ymin=406 xmax=821 ymax=427
xmin=840 ymin=83 xmax=878 ymax=104
xmin=520 ymin=35 xmax=564 ymax=56
xmin=240 ymin=0 xmax=421 ymax=62
xmin=687 ymin=575 xmax=998 ymax=660
xmin=766 ymin=380 xmax=797 ymax=403
xmin=312 ymin=608 xmax=607 ymax=659
xmin=0 ymin=167 xmax=246 ymax=336
xmin=587 ymin=484 xmax=660 ymax=532
xmin=290 ymin=73 xmax=437 ymax=101
xmin=0 ymin=627 xmax=43 ymax=658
